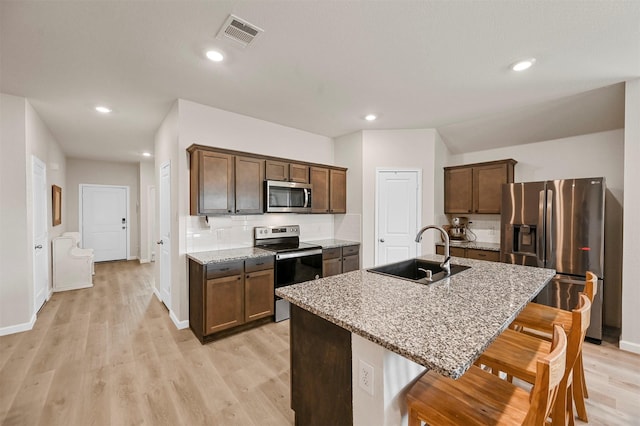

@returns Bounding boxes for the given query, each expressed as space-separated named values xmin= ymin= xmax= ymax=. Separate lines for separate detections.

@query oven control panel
xmin=254 ymin=225 xmax=300 ymax=240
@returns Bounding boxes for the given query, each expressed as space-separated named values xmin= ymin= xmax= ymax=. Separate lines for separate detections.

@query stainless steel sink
xmin=367 ymin=258 xmax=470 ymax=284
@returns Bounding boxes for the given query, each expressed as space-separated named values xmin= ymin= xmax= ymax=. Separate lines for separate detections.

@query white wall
xmin=1 ymin=94 xmax=66 ymax=334
xmin=361 ymin=129 xmax=440 ymax=268
xmin=447 ymin=129 xmax=624 ymax=328
xmin=0 ymin=94 xmax=31 ymax=332
xmin=334 ymin=131 xmax=364 ymax=244
xmin=621 ymin=80 xmax=640 ymax=354
xmin=66 ymin=158 xmax=140 ymax=259
xmin=139 ymin=161 xmax=154 ymax=263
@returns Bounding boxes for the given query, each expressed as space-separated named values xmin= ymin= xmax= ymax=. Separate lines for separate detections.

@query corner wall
xmin=621 ymin=80 xmax=640 ymax=353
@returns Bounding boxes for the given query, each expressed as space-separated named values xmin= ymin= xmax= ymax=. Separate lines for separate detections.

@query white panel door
xmin=82 ymin=185 xmax=127 ymax=262
xmin=376 ymin=170 xmax=420 ymax=265
xmin=159 ymin=162 xmax=171 ymax=308
xmin=32 ymin=156 xmax=48 ymax=312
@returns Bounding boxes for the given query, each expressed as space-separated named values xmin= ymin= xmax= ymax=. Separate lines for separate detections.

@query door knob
xmin=379 ymin=239 xmax=385 ymax=243
xmin=34 ymin=244 xmax=43 ymax=249
xmin=157 ymin=240 xmax=163 ymax=245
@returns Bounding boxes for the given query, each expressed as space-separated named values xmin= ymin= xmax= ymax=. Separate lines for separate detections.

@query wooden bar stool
xmin=510 ymin=271 xmax=597 ymax=422
xmin=476 ymin=294 xmax=591 ymax=426
xmin=406 ymin=325 xmax=567 ymax=426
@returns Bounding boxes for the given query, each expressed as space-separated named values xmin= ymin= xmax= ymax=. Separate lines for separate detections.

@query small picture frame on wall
xmin=52 ymin=185 xmax=62 ymax=226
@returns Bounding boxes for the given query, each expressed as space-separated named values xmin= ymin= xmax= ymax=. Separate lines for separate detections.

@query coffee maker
xmin=448 ymin=216 xmax=469 ymax=241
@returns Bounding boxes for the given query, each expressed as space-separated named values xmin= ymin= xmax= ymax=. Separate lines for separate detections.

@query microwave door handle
xmin=304 ymin=188 xmax=310 ymax=208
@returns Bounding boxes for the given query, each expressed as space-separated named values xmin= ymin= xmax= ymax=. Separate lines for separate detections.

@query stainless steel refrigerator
xmin=501 ymin=177 xmax=605 ymax=342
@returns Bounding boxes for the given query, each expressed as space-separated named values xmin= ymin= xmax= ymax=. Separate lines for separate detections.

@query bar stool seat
xmin=406 ymin=325 xmax=567 ymax=426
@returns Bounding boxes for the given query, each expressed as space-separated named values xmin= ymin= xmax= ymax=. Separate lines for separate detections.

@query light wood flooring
xmin=1 ymin=260 xmax=639 ymax=425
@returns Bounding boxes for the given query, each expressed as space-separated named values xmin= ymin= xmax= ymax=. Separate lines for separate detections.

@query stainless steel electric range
xmin=254 ymin=225 xmax=322 ymax=322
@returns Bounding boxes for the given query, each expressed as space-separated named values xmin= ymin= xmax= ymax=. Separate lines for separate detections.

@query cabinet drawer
xmin=245 ymin=256 xmax=274 ymax=273
xmin=342 ymin=245 xmax=359 ymax=256
xmin=466 ymin=249 xmax=500 ymax=262
xmin=323 ymin=247 xmax=341 ymax=260
xmin=435 ymin=245 xmax=444 ymax=255
xmin=450 ymin=247 xmax=466 ymax=258
xmin=206 ymin=261 xmax=244 ymax=279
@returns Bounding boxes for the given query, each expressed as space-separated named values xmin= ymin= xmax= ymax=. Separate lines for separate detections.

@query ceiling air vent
xmin=216 ymin=15 xmax=264 ymax=48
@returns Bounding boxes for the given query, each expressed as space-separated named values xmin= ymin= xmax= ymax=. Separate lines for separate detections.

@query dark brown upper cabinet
xmin=188 ymin=144 xmax=346 ymax=216
xmin=444 ymin=159 xmax=516 ymax=215
xmin=265 ymin=160 xmax=310 ymax=184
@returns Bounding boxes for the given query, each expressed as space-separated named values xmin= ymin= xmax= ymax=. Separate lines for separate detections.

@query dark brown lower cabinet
xmin=189 ymin=256 xmax=275 ymax=343
xmin=290 ymin=305 xmax=352 ymax=426
xmin=322 ymin=244 xmax=360 ymax=277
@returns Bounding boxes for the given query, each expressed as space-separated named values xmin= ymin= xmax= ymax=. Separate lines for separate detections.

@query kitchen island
xmin=276 ymin=254 xmax=555 ymax=426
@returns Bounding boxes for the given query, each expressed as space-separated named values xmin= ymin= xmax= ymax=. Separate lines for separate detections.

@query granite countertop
xmin=187 ymin=247 xmax=273 ymax=265
xmin=306 ymin=239 xmax=360 ymax=249
xmin=435 ymin=240 xmax=501 ymax=252
xmin=276 ymin=254 xmax=555 ymax=379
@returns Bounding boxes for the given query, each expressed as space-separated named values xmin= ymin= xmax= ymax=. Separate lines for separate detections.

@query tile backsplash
xmin=186 ymin=213 xmax=337 ymax=253
xmin=464 ymin=215 xmax=500 ymax=244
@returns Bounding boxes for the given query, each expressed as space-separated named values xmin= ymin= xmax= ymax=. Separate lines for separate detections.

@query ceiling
xmin=1 ymin=1 xmax=638 ymax=162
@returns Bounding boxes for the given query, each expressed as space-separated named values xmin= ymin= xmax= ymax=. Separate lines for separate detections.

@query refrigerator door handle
xmin=545 ymin=189 xmax=553 ymax=268
xmin=537 ymin=190 xmax=545 ymax=267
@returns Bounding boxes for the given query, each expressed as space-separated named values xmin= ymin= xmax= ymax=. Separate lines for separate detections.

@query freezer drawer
xmin=534 ymin=274 xmax=603 ymax=342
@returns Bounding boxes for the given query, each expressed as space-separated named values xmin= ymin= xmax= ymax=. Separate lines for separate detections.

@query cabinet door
xmin=290 ymin=163 xmax=310 ymax=183
xmin=265 ymin=160 xmax=289 ymax=181
xmin=205 ymin=274 xmax=244 ymax=335
xmin=323 ymin=257 xmax=342 ymax=277
xmin=245 ymin=268 xmax=274 ymax=322
xmin=473 ymin=164 xmax=508 ymax=214
xmin=342 ymin=254 xmax=359 ymax=273
xmin=450 ymin=247 xmax=466 ymax=257
xmin=194 ymin=150 xmax=234 ymax=215
xmin=444 ymin=167 xmax=473 ymax=214
xmin=329 ymin=169 xmax=347 ymax=214
xmin=235 ymin=156 xmax=264 ymax=214
xmin=310 ymin=167 xmax=330 ymax=213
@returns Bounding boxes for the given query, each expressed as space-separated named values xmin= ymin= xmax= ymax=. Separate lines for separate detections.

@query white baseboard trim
xmin=0 ymin=313 xmax=37 ymax=336
xmin=128 ymin=255 xmax=139 ymax=261
xmin=152 ymin=287 xmax=162 ymax=302
xmin=619 ymin=339 xmax=640 ymax=354
xmin=169 ymin=309 xmax=189 ymax=330
xmin=139 ymin=258 xmax=150 ymax=264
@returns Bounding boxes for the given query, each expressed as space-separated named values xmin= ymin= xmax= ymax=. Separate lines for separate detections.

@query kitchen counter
xmin=186 ymin=247 xmax=273 ymax=265
xmin=306 ymin=238 xmax=360 ymax=249
xmin=277 ymin=254 xmax=554 ymax=379
xmin=435 ymin=240 xmax=500 ymax=252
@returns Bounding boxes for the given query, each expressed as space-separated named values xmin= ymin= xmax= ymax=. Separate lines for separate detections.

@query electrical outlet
xmin=358 ymin=359 xmax=374 ymax=396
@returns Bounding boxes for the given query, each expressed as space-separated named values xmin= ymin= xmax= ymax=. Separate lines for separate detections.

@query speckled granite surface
xmin=276 ymin=254 xmax=555 ymax=379
xmin=307 ymin=239 xmax=360 ymax=249
xmin=187 ymin=247 xmax=273 ymax=265
xmin=436 ymin=240 xmax=501 ymax=252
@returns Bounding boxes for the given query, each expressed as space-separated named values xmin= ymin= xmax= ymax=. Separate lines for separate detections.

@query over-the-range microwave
xmin=265 ymin=180 xmax=312 ymax=213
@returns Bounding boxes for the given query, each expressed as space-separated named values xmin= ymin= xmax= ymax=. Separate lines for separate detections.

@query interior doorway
xmin=80 ymin=184 xmax=129 ymax=262
xmin=32 ymin=155 xmax=49 ymax=312
xmin=375 ymin=169 xmax=421 ymax=266
xmin=159 ymin=161 xmax=171 ymax=309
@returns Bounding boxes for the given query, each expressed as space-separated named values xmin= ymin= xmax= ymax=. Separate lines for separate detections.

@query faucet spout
xmin=415 ymin=225 xmax=451 ymax=276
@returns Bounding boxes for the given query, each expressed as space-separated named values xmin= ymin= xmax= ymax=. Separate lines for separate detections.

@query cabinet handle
xmin=228 ymin=210 xmax=232 ymax=213
xmin=237 ymin=276 xmax=241 ymax=280
xmin=246 ymin=275 xmax=250 ymax=278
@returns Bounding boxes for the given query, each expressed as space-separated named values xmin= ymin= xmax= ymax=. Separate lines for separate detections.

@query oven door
xmin=274 ymin=249 xmax=322 ymax=321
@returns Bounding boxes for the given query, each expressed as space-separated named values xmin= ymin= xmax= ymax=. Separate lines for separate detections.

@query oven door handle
xmin=276 ymin=248 xmax=323 ymax=260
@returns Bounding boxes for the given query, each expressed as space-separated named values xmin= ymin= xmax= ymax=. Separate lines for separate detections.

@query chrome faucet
xmin=415 ymin=225 xmax=451 ymax=276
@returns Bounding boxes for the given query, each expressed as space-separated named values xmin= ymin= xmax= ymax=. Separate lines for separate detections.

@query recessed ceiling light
xmin=142 ymin=152 xmax=152 ymax=157
xmin=206 ymin=50 xmax=224 ymax=62
xmin=365 ymin=114 xmax=377 ymax=121
xmin=511 ymin=58 xmax=536 ymax=72
xmin=95 ymin=106 xmax=112 ymax=113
